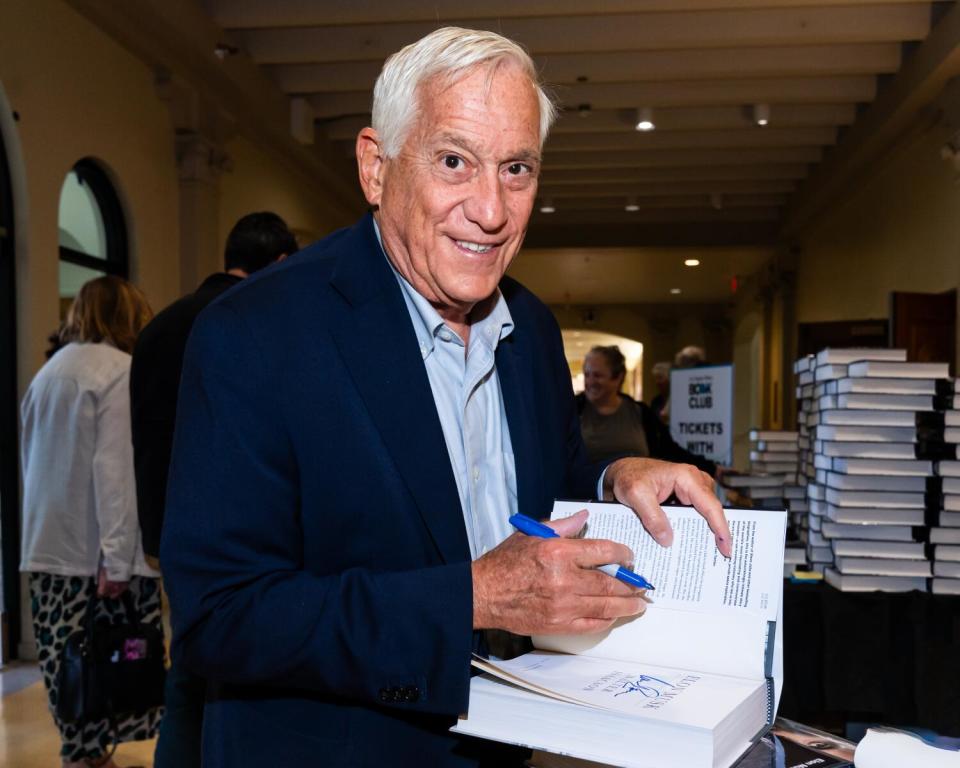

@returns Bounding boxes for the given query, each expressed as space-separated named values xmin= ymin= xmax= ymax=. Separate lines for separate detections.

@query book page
xmin=474 ymin=650 xmax=763 ymax=728
xmin=552 ymin=501 xmax=784 ymax=619
xmin=534 ymin=502 xmax=785 ymax=681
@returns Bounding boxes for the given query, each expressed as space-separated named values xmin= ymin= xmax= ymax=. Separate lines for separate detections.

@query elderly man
xmin=162 ymin=27 xmax=731 ymax=768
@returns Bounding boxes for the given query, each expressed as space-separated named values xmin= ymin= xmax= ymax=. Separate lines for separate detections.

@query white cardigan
xmin=20 ymin=342 xmax=158 ymax=580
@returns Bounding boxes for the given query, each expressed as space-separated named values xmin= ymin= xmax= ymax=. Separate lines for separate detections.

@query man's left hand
xmin=603 ymin=458 xmax=732 ymax=557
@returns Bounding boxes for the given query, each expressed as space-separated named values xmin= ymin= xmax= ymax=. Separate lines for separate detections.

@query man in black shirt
xmin=130 ymin=211 xmax=297 ymax=768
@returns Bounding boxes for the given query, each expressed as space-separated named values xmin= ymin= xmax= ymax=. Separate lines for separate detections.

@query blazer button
xmin=403 ymin=686 xmax=420 ymax=702
xmin=379 ymin=688 xmax=391 ymax=703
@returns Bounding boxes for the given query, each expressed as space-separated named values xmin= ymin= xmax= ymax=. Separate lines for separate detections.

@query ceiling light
xmin=670 ymin=288 xmax=682 ymax=295
xmin=540 ymin=198 xmax=556 ymax=214
xmin=214 ymin=42 xmax=239 ymax=60
xmin=635 ymin=107 xmax=655 ymax=132
xmin=577 ymin=103 xmax=592 ymax=118
xmin=710 ymin=192 xmax=723 ymax=210
xmin=684 ymin=259 xmax=700 ymax=267
xmin=624 ymin=196 xmax=640 ymax=212
xmin=753 ymin=103 xmax=770 ymax=127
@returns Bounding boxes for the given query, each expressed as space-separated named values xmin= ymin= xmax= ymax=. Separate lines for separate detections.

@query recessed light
xmin=684 ymin=259 xmax=700 ymax=267
xmin=670 ymin=288 xmax=682 ymax=295
xmin=753 ymin=103 xmax=770 ymax=127
xmin=625 ymin=196 xmax=640 ymax=212
xmin=540 ymin=198 xmax=556 ymax=214
xmin=635 ymin=107 xmax=655 ymax=132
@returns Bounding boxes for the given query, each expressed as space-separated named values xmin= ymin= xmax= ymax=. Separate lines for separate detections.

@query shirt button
xmin=472 ymin=467 xmax=480 ymax=482
xmin=439 ymin=330 xmax=452 ymax=342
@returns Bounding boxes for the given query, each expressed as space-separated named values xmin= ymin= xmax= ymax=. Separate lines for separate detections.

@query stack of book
xmin=795 ymin=348 xmax=956 ymax=592
xmin=932 ymin=458 xmax=960 ymax=595
xmin=741 ymin=429 xmax=805 ymax=576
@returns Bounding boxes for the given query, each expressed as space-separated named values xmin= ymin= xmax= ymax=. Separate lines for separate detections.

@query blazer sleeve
xmin=161 ymin=301 xmax=474 ymax=715
xmin=640 ymin=401 xmax=718 ymax=476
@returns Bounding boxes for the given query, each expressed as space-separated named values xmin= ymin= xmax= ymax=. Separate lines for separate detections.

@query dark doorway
xmin=797 ymin=318 xmax=890 ymax=359
xmin=0 ymin=123 xmax=19 ymax=661
xmin=892 ymin=290 xmax=957 ymax=375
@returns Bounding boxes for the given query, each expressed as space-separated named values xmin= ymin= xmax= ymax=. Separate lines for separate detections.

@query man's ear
xmin=357 ymin=127 xmax=386 ymax=207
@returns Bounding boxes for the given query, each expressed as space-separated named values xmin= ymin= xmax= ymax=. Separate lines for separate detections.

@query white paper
xmin=855 ymin=728 xmax=960 ymax=768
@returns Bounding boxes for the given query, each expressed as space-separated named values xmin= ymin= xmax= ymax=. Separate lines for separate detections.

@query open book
xmin=452 ymin=501 xmax=787 ymax=768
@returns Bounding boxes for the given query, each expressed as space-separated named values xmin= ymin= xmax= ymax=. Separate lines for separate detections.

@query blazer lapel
xmin=496 ymin=324 xmax=544 ymax=519
xmin=328 ymin=216 xmax=470 ymax=565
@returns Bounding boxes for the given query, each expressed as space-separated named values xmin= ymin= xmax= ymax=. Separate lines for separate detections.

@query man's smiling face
xmin=373 ymin=60 xmax=542 ymax=323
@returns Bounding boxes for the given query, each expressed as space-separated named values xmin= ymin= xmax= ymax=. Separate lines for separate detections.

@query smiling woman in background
xmin=577 ymin=345 xmax=719 ymax=477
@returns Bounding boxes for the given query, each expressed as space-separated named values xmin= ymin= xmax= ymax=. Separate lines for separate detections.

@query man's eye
xmin=443 ymin=155 xmax=463 ymax=170
xmin=507 ymin=163 xmax=531 ymax=175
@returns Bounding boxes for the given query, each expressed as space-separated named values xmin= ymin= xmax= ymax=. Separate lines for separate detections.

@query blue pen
xmin=508 ymin=513 xmax=655 ymax=591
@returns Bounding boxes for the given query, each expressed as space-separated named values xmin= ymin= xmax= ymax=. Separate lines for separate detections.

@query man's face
xmin=373 ymin=62 xmax=542 ymax=321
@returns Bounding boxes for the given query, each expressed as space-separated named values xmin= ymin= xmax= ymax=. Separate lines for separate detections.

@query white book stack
xmin=932 ymin=453 xmax=960 ymax=595
xmin=737 ymin=429 xmax=807 ymax=578
xmin=795 ymin=348 xmax=952 ymax=591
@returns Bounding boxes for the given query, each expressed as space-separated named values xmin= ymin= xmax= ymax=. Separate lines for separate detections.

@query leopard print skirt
xmin=28 ymin=572 xmax=165 ymax=761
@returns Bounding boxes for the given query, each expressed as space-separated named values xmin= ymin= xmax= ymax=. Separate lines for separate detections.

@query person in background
xmin=20 ymin=276 xmax=161 ymax=768
xmin=129 ymin=211 xmax=297 ymax=768
xmin=649 ymin=360 xmax=671 ymax=424
xmin=675 ymin=344 xmax=706 ymax=369
xmin=578 ymin=345 xmax=719 ymax=477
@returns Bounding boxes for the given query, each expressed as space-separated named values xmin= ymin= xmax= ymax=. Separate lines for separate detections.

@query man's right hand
xmin=471 ymin=509 xmax=647 ymax=636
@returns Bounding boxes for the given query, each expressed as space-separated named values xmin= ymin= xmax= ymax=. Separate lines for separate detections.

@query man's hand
xmin=472 ymin=509 xmax=647 ymax=636
xmin=603 ymin=457 xmax=732 ymax=557
xmin=97 ymin=566 xmax=129 ymax=599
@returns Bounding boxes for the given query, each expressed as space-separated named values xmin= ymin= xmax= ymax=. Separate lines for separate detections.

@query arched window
xmin=57 ymin=159 xmax=127 ymax=314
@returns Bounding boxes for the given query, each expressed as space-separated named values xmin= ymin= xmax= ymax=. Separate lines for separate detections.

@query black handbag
xmin=56 ymin=589 xmax=166 ymax=725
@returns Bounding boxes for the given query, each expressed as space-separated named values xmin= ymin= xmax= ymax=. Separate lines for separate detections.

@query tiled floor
xmin=0 ymin=662 xmax=156 ymax=768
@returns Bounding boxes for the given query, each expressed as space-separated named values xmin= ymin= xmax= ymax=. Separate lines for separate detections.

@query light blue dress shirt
xmin=375 ymin=223 xmax=519 ymax=560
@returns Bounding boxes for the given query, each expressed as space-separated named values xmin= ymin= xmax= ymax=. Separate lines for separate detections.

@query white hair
xmin=371 ymin=26 xmax=557 ymax=158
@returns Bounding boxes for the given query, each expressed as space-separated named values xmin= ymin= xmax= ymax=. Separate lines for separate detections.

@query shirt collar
xmin=373 ymin=218 xmax=514 ymax=360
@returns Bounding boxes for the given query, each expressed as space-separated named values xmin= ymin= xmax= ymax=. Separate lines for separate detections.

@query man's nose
xmin=463 ymin=169 xmax=508 ymax=232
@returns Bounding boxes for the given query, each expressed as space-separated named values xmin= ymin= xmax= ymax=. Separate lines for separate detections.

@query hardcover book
xmin=452 ymin=502 xmax=786 ymax=768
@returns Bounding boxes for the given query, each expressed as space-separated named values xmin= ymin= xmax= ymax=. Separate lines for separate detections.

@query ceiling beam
xmin=264 ymin=43 xmax=900 ymax=93
xmin=532 ymin=207 xmax=781 ymax=223
xmin=535 ymin=194 xmax=788 ymax=210
xmin=522 ymin=219 xmax=780 ymax=248
xmin=319 ymin=104 xmax=858 ymax=140
xmin=62 ymin=0 xmax=364 ymax=222
xmin=540 ymin=165 xmax=809 ymax=183
xmin=544 ymin=127 xmax=838 ymax=150
xmin=538 ymin=179 xmax=799 ymax=196
xmin=308 ymin=76 xmax=876 ymax=119
xmin=206 ymin=0 xmax=933 ymax=29
xmin=543 ymin=147 xmax=821 ymax=169
xmin=782 ymin=1 xmax=960 ymax=235
xmin=232 ymin=6 xmax=930 ymax=64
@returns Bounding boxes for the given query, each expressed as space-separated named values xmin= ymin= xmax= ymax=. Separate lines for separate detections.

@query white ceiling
xmin=184 ymin=0 xmax=957 ymax=300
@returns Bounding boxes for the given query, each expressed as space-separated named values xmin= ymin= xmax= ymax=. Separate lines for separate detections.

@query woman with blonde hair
xmin=20 ymin=275 xmax=163 ymax=768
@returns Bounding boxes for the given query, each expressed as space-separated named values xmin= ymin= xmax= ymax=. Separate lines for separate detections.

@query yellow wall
xmin=219 ymin=136 xmax=353 ymax=250
xmin=1 ymin=0 xmax=181 ymax=393
xmin=1 ymin=0 xmax=358 ymax=396
xmin=0 ymin=0 xmax=360 ymax=658
xmin=795 ymin=117 xmax=960 ymax=342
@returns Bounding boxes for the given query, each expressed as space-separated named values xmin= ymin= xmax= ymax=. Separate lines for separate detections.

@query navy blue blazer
xmin=162 ymin=214 xmax=601 ymax=767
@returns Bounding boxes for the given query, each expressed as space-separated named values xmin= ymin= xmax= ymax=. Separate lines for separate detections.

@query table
xmin=778 ymin=581 xmax=960 ymax=736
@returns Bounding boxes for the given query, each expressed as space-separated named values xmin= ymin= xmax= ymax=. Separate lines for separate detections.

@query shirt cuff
xmin=597 ymin=465 xmax=609 ymax=501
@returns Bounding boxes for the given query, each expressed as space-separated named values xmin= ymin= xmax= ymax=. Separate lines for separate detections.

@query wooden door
xmin=892 ymin=290 xmax=957 ymax=374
